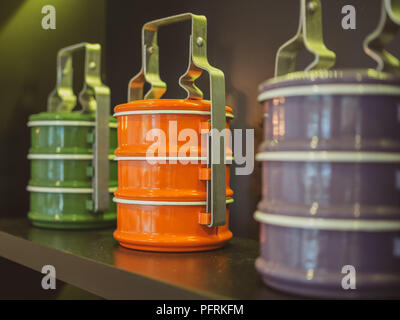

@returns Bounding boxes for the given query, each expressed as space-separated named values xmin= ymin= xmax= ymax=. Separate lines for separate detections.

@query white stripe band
xmin=113 ymin=197 xmax=234 ymax=206
xmin=27 ymin=186 xmax=117 ymax=194
xmin=114 ymin=156 xmax=235 ymax=161
xmin=27 ymin=121 xmax=118 ymax=128
xmin=28 ymin=154 xmax=116 ymax=160
xmin=113 ymin=110 xmax=234 ymax=118
xmin=115 ymin=156 xmax=207 ymax=161
xmin=256 ymin=151 xmax=400 ymax=163
xmin=254 ymin=211 xmax=400 ymax=231
xmin=258 ymin=84 xmax=400 ymax=101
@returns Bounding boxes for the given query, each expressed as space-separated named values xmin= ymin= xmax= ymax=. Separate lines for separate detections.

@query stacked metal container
xmin=255 ymin=0 xmax=400 ymax=298
xmin=27 ymin=43 xmax=117 ymax=229
xmin=112 ymin=13 xmax=234 ymax=252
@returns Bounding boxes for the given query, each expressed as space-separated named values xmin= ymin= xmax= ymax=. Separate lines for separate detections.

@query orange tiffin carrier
xmin=112 ymin=13 xmax=234 ymax=252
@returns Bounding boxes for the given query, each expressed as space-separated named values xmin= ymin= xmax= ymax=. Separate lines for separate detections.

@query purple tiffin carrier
xmin=254 ymin=69 xmax=400 ymax=298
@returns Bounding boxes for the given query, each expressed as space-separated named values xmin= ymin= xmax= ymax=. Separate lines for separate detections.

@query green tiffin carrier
xmin=27 ymin=43 xmax=117 ymax=229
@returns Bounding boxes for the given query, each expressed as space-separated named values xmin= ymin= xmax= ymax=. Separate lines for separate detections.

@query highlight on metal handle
xmin=48 ymin=42 xmax=110 ymax=213
xmin=275 ymin=0 xmax=336 ymax=77
xmin=364 ymin=0 xmax=400 ymax=73
xmin=128 ymin=13 xmax=227 ymax=227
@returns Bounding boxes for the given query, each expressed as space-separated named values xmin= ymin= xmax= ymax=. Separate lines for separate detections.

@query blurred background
xmin=0 ymin=0 xmax=399 ymax=298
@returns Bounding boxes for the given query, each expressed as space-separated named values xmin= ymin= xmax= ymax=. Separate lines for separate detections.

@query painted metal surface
xmin=256 ymin=0 xmax=400 ymax=297
xmin=27 ymin=112 xmax=117 ymax=228
xmin=256 ymin=70 xmax=400 ymax=298
xmin=113 ymin=99 xmax=233 ymax=252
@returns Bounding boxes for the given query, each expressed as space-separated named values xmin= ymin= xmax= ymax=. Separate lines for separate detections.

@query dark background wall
xmin=0 ymin=0 xmax=398 ymax=240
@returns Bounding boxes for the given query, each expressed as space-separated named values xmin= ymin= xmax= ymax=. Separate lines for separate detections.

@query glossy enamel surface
xmin=256 ymin=224 xmax=400 ymax=298
xmin=256 ymin=70 xmax=400 ymax=298
xmin=29 ymin=159 xmax=117 ymax=189
xmin=29 ymin=112 xmax=118 ymax=154
xmin=113 ymin=99 xmax=233 ymax=252
xmin=27 ymin=112 xmax=117 ymax=229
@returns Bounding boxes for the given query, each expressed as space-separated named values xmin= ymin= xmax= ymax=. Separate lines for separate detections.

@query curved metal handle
xmin=128 ymin=13 xmax=221 ymax=101
xmin=47 ymin=42 xmax=109 ymax=113
xmin=275 ymin=0 xmax=336 ymax=77
xmin=48 ymin=43 xmax=110 ymax=213
xmin=128 ymin=13 xmax=227 ymax=227
xmin=364 ymin=0 xmax=400 ymax=73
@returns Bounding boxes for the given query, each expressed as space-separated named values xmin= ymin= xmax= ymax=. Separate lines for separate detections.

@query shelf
xmin=0 ymin=218 xmax=296 ymax=300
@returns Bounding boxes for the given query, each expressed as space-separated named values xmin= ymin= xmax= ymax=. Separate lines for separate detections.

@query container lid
xmin=258 ymin=69 xmax=400 ymax=101
xmin=113 ymin=99 xmax=232 ymax=116
xmin=29 ymin=112 xmax=117 ymax=122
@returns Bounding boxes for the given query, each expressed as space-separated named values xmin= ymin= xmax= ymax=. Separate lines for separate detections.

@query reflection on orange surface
xmin=115 ymin=99 xmax=232 ymax=157
xmin=116 ymin=162 xmax=232 ymax=201
xmin=114 ymin=205 xmax=232 ymax=252
xmin=114 ymin=99 xmax=233 ymax=252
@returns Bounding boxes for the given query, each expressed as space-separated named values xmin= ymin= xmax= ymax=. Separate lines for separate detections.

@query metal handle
xmin=364 ymin=0 xmax=400 ymax=73
xmin=48 ymin=43 xmax=110 ymax=213
xmin=275 ymin=0 xmax=336 ymax=77
xmin=128 ymin=13 xmax=227 ymax=227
